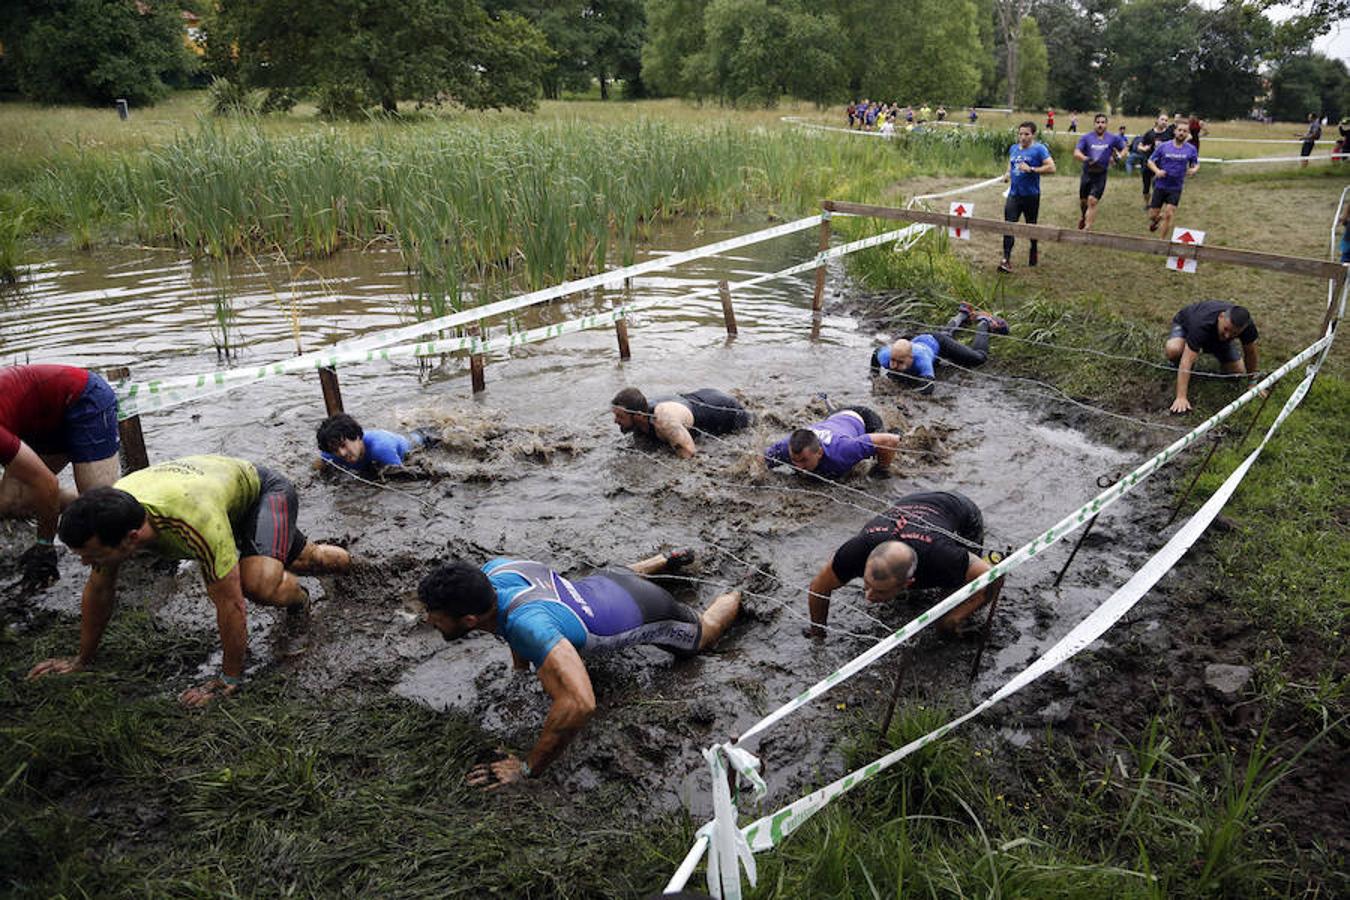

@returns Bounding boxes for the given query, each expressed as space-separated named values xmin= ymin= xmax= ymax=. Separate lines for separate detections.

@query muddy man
xmin=419 ymin=550 xmax=740 ymax=787
xmin=804 ymin=491 xmax=995 ymax=638
xmin=26 ymin=455 xmax=350 ymax=706
xmin=610 ymin=387 xmax=751 ymax=458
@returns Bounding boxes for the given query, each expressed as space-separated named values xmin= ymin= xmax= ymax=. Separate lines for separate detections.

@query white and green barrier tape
xmin=670 ymin=275 xmax=1344 ymax=895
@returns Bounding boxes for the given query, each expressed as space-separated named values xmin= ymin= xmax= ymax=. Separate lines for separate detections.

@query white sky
xmin=1196 ymin=2 xmax=1349 ymax=63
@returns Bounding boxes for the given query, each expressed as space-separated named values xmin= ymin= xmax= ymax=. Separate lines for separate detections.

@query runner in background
xmin=1046 ymin=107 xmax=1056 ymax=132
xmin=999 ymin=122 xmax=1056 ymax=273
xmin=1147 ymin=121 xmax=1199 ymax=236
xmin=1074 ymin=113 xmax=1128 ymax=231
xmin=1298 ymin=114 xmax=1323 ymax=168
xmin=1186 ymin=112 xmax=1206 ymax=154
xmin=1136 ymin=114 xmax=1174 ymax=205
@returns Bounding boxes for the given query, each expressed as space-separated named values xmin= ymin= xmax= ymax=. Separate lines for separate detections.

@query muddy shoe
xmin=997 ymin=260 xmax=1012 ymax=274
xmin=286 ymin=587 xmax=312 ymax=632
xmin=664 ymin=547 xmax=697 ymax=573
xmin=958 ymin=301 xmax=976 ymax=321
xmin=974 ymin=312 xmax=1010 ymax=335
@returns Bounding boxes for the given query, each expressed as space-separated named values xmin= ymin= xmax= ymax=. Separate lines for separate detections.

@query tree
xmin=1031 ymin=0 xmax=1109 ymax=111
xmin=858 ymin=0 xmax=983 ymax=105
xmin=641 ymin=0 xmax=709 ymax=96
xmin=1016 ymin=16 xmax=1049 ymax=109
xmin=1 ymin=0 xmax=195 ymax=106
xmin=210 ymin=0 xmax=550 ymax=116
xmin=1189 ymin=2 xmax=1269 ymax=120
xmin=488 ymin=1 xmax=646 ymax=99
xmin=993 ymin=0 xmax=1034 ymax=107
xmin=1269 ymin=53 xmax=1350 ymax=121
xmin=1102 ymin=0 xmax=1203 ymax=115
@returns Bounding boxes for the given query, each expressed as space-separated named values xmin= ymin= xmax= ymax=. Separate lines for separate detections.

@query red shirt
xmin=0 ymin=365 xmax=90 ymax=463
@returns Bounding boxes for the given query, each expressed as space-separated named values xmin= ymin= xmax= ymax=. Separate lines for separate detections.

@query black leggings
xmin=1002 ymin=194 xmax=1040 ymax=259
xmin=934 ymin=317 xmax=991 ymax=368
xmin=839 ymin=405 xmax=884 ymax=433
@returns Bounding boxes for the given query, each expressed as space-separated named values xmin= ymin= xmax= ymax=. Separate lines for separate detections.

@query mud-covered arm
xmin=27 ymin=564 xmax=119 ymax=678
xmin=653 ymin=409 xmax=697 ymax=459
xmin=179 ymin=565 xmax=247 ymax=707
xmin=937 ymin=553 xmax=995 ymax=633
xmin=805 ymin=561 xmax=845 ymax=634
xmin=525 ymin=640 xmax=596 ymax=775
xmin=6 ymin=442 xmax=60 ymax=542
xmin=867 ymin=433 xmax=900 ymax=471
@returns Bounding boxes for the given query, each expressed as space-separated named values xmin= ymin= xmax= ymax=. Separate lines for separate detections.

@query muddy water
xmin=3 ymin=215 xmax=1150 ymax=818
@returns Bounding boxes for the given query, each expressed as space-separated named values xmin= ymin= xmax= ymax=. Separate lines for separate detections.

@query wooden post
xmin=1165 ymin=432 xmax=1224 ymax=527
xmin=105 ymin=366 xmax=149 ymax=474
xmin=615 ymin=317 xmax=632 ymax=360
xmin=318 ymin=366 xmax=344 ymax=415
xmin=968 ymin=575 xmax=1007 ymax=683
xmin=467 ymin=325 xmax=486 ymax=394
xmin=876 ymin=649 xmax=910 ymax=745
xmin=811 ymin=210 xmax=832 ymax=313
xmin=718 ymin=280 xmax=738 ymax=336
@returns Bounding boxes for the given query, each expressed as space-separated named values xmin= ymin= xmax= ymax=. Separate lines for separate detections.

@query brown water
xmin=3 ymin=214 xmax=1155 ymax=817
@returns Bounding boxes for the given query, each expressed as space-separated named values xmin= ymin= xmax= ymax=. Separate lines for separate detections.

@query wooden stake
xmin=105 ymin=366 xmax=149 ymax=474
xmin=467 ymin=325 xmax=486 ymax=394
xmin=1165 ymin=432 xmax=1224 ymax=527
xmin=718 ymin=280 xmax=738 ymax=336
xmin=877 ymin=648 xmax=911 ymax=745
xmin=968 ymin=575 xmax=1007 ymax=683
xmin=811 ymin=211 xmax=832 ymax=313
xmin=615 ymin=317 xmax=632 ymax=360
xmin=318 ymin=366 xmax=344 ymax=415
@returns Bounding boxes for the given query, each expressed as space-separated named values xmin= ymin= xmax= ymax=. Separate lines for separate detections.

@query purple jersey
xmin=1149 ymin=141 xmax=1198 ymax=191
xmin=1076 ymin=131 xmax=1126 ymax=170
xmin=764 ymin=411 xmax=877 ymax=479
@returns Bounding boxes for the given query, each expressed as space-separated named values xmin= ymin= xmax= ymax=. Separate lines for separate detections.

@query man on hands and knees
xmin=871 ymin=302 xmax=1009 ymax=393
xmin=0 ymin=365 xmax=122 ymax=586
xmin=419 ymin=550 xmax=740 ymax=787
xmin=26 ymin=455 xmax=350 ymax=705
xmin=803 ymin=491 xmax=992 ymax=639
xmin=611 ymin=387 xmax=751 ymax=459
xmin=764 ymin=405 xmax=900 ymax=480
xmin=1165 ymin=301 xmax=1259 ymax=414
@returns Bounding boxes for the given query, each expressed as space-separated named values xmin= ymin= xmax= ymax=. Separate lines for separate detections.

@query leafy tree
xmin=1269 ymin=53 xmax=1350 ymax=121
xmin=1 ymin=0 xmax=195 ymax=106
xmin=1189 ymin=1 xmax=1269 ymax=119
xmin=641 ymin=0 xmax=709 ymax=96
xmin=858 ymin=0 xmax=983 ymax=106
xmin=972 ymin=0 xmax=1001 ymax=104
xmin=489 ymin=1 xmax=645 ymax=99
xmin=1031 ymin=0 xmax=1109 ymax=111
xmin=209 ymin=0 xmax=549 ymax=116
xmin=1016 ymin=16 xmax=1049 ymax=109
xmin=1102 ymin=0 xmax=1202 ymax=115
xmin=993 ymin=0 xmax=1034 ymax=107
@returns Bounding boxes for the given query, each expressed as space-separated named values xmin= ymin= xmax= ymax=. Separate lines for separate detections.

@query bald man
xmin=803 ymin=491 xmax=994 ymax=638
xmin=870 ymin=304 xmax=1008 ymax=393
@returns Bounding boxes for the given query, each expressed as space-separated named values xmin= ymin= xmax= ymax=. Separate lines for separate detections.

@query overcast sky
xmin=1195 ymin=2 xmax=1350 ymax=63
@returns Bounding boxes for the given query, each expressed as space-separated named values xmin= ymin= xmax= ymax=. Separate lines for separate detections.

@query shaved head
xmin=863 ymin=541 xmax=916 ymax=602
xmin=888 ymin=339 xmax=913 ymax=371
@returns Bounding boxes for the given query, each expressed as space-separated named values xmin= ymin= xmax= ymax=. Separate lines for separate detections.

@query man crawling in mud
xmin=763 ymin=405 xmax=901 ymax=479
xmin=27 ymin=455 xmax=350 ymax=706
xmin=803 ymin=490 xmax=994 ymax=638
xmin=610 ymin=387 xmax=751 ymax=458
xmin=419 ymin=550 xmax=740 ymax=786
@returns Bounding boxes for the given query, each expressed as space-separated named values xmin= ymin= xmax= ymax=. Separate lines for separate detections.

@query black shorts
xmin=948 ymin=491 xmax=986 ymax=552
xmin=590 ymin=568 xmax=702 ymax=656
xmin=682 ymin=389 xmax=752 ymax=435
xmin=1149 ymin=187 xmax=1182 ymax=209
xmin=839 ymin=404 xmax=884 ymax=433
xmin=1079 ymin=169 xmax=1108 ymax=200
xmin=238 ymin=465 xmax=308 ymax=566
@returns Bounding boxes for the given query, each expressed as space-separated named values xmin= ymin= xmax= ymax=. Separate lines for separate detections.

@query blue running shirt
xmin=321 ymin=428 xmax=411 ymax=473
xmin=876 ymin=334 xmax=938 ymax=379
xmin=1008 ymin=142 xmax=1052 ymax=196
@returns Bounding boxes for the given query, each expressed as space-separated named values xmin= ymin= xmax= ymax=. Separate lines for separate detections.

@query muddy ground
xmin=3 ymin=226 xmax=1341 ymax=873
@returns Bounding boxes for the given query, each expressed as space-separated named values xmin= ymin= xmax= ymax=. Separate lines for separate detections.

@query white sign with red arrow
xmin=1167 ymin=227 xmax=1206 ymax=274
xmin=949 ymin=201 xmax=973 ymax=240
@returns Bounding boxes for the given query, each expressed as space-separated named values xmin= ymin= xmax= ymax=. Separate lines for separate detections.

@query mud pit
xmin=5 ymin=219 xmax=1167 ymax=820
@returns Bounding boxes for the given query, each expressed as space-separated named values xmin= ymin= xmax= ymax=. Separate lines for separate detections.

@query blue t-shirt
xmin=485 ymin=558 xmax=659 ymax=666
xmin=764 ymin=411 xmax=878 ymax=479
xmin=321 ymin=428 xmax=411 ymax=473
xmin=875 ymin=334 xmax=938 ymax=380
xmin=1008 ymin=142 xmax=1052 ymax=196
xmin=1076 ymin=131 xmax=1127 ymax=170
xmin=1149 ymin=141 xmax=1198 ymax=191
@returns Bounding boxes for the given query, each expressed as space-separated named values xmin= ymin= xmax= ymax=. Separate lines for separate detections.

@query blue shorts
xmin=63 ymin=373 xmax=120 ymax=463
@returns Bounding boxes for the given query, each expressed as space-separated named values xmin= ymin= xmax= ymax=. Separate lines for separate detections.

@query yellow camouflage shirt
xmin=114 ymin=455 xmax=261 ymax=582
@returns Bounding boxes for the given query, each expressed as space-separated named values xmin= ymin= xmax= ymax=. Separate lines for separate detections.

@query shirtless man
xmin=610 ymin=387 xmax=751 ymax=458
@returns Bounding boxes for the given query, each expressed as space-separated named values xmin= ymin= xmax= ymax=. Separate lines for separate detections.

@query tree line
xmin=0 ymin=0 xmax=1346 ymax=121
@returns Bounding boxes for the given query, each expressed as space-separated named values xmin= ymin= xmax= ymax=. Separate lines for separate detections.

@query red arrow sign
xmin=1176 ymin=231 xmax=1195 ymax=244
xmin=954 ymin=228 xmax=965 ymax=238
xmin=1175 ymin=257 xmax=1186 ymax=270
xmin=953 ymin=204 xmax=967 ymax=216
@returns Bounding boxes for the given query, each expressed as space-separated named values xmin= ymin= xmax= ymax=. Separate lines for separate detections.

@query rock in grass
xmin=1203 ymin=663 xmax=1253 ymax=699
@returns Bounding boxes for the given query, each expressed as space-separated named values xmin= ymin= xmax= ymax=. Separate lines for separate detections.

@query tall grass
xmin=0 ymin=205 xmax=26 ymax=284
xmin=7 ymin=119 xmax=906 ymax=313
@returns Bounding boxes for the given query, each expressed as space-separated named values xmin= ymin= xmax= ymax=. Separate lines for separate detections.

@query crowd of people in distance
xmin=847 ymin=99 xmax=975 ymax=132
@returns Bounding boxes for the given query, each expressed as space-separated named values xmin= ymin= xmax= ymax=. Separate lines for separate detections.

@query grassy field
xmin=2 ymin=94 xmax=1347 ymax=896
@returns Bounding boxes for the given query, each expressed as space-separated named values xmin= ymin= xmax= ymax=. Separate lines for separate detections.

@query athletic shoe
xmin=975 ymin=313 xmax=1010 ymax=335
xmin=958 ymin=301 xmax=976 ymax=320
xmin=1077 ymin=216 xmax=1086 ymax=230
xmin=997 ymin=260 xmax=1012 ymax=274
xmin=665 ymin=547 xmax=697 ymax=572
xmin=1028 ymin=248 xmax=1038 ymax=267
xmin=1149 ymin=219 xmax=1160 ymax=232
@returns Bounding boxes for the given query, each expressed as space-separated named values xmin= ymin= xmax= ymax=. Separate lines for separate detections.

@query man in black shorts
xmin=802 ymin=491 xmax=995 ymax=639
xmin=1165 ymin=301 xmax=1260 ymax=414
xmin=26 ymin=455 xmax=350 ymax=706
xmin=420 ymin=550 xmax=740 ymax=787
xmin=610 ymin=387 xmax=751 ymax=458
xmin=1073 ymin=113 xmax=1127 ymax=231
